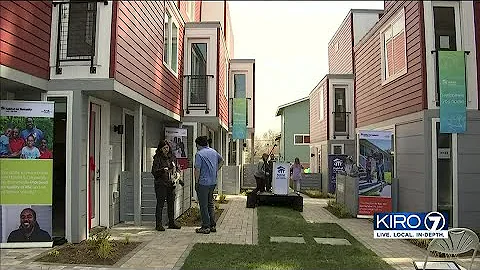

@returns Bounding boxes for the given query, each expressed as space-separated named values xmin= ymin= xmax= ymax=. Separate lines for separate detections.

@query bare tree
xmin=253 ymin=129 xmax=279 ymax=161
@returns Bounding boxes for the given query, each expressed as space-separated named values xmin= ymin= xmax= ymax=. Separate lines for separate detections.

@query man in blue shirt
xmin=194 ymin=136 xmax=224 ymax=234
xmin=20 ymin=118 xmax=44 ymax=146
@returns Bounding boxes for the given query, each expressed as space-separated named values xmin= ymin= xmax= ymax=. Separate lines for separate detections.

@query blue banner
xmin=232 ymin=98 xmax=247 ymax=140
xmin=439 ymin=51 xmax=467 ymax=133
xmin=327 ymin=155 xmax=347 ymax=193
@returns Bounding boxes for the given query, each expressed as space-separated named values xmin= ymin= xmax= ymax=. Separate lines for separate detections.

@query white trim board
xmin=431 ymin=118 xmax=458 ymax=228
xmin=1 ymin=65 xmax=48 ymax=90
xmin=86 ymin=96 xmax=111 ymax=238
xmin=46 ymin=91 xmax=73 ymax=243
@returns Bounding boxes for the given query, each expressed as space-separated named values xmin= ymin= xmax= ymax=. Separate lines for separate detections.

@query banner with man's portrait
xmin=164 ymin=127 xmax=188 ymax=170
xmin=0 ymin=100 xmax=54 ymax=248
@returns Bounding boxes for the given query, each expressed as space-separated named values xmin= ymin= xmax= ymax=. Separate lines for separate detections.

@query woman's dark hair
xmin=154 ymin=140 xmax=173 ymax=159
xmin=294 ymin=157 xmax=300 ymax=164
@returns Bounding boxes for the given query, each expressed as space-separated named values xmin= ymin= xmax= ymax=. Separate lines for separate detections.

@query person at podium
xmin=254 ymin=153 xmax=269 ymax=193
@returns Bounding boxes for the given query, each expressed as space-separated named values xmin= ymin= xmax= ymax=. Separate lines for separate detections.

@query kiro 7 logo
xmin=373 ymin=212 xmax=448 ymax=239
xmin=277 ymin=166 xmax=286 ymax=174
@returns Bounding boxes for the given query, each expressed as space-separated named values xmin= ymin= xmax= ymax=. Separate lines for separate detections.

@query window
xmin=164 ymin=9 xmax=178 ymax=74
xmin=331 ymin=144 xmax=344 ymax=155
xmin=61 ymin=1 xmax=97 ymax=59
xmin=381 ymin=9 xmax=406 ymax=81
xmin=186 ymin=1 xmax=195 ymax=21
xmin=294 ymin=134 xmax=310 ymax=145
xmin=319 ymin=88 xmax=324 ymax=121
xmin=234 ymin=74 xmax=246 ymax=98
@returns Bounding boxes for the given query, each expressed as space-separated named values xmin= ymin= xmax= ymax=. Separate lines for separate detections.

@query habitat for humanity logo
xmin=373 ymin=212 xmax=448 ymax=239
xmin=333 ymin=158 xmax=343 ymax=167
xmin=277 ymin=166 xmax=286 ymax=174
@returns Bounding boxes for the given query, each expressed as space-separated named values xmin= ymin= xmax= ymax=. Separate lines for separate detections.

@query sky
xmin=229 ymin=1 xmax=385 ymax=136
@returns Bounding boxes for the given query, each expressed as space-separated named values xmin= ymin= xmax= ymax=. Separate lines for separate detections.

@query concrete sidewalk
xmin=301 ymin=196 xmax=480 ymax=270
xmin=0 ymin=195 xmax=257 ymax=270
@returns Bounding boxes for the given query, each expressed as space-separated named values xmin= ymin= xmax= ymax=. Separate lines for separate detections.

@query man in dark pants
xmin=194 ymin=136 xmax=224 ymax=234
xmin=265 ymin=154 xmax=275 ymax=192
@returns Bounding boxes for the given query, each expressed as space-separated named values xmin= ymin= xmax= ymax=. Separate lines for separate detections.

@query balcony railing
xmin=53 ymin=1 xmax=107 ymax=74
xmin=332 ymin=111 xmax=351 ymax=139
xmin=184 ymin=75 xmax=214 ymax=114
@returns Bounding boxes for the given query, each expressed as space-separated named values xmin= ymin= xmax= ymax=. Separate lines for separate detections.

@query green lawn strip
xmin=182 ymin=206 xmax=393 ymax=269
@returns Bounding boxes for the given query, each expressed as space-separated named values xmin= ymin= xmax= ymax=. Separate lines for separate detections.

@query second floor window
xmin=164 ymin=9 xmax=178 ymax=74
xmin=381 ymin=9 xmax=406 ymax=81
xmin=294 ymin=134 xmax=310 ymax=145
xmin=234 ymin=74 xmax=246 ymax=98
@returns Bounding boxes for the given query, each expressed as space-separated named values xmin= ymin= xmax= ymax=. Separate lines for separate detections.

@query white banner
xmin=164 ymin=127 xmax=188 ymax=159
xmin=1 ymin=100 xmax=54 ymax=118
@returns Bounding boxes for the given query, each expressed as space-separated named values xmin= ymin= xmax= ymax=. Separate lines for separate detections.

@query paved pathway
xmin=301 ymin=197 xmax=480 ymax=270
xmin=0 ymin=195 xmax=257 ymax=270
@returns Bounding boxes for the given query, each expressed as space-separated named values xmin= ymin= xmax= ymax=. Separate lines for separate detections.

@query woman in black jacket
xmin=151 ymin=140 xmax=182 ymax=231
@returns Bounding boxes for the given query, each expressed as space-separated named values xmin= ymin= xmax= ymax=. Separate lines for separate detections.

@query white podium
xmin=272 ymin=162 xmax=290 ymax=195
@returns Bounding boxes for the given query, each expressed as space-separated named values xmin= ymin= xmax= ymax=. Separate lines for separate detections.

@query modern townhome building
xmin=0 ymin=0 xmax=254 ymax=244
xmin=308 ymin=9 xmax=382 ymax=192
xmin=275 ymin=97 xmax=310 ymax=166
xmin=354 ymin=0 xmax=479 ymax=228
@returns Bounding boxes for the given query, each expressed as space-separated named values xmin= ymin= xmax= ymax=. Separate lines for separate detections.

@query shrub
xmin=47 ymin=250 xmax=60 ymax=257
xmin=97 ymin=239 xmax=113 ymax=259
xmin=303 ymin=189 xmax=335 ymax=199
xmin=325 ymin=200 xmax=353 ymax=218
xmin=217 ymin=194 xmax=228 ymax=204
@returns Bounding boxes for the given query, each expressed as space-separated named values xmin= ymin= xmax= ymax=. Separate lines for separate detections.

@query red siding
xmin=328 ymin=13 xmax=353 ymax=74
xmin=385 ymin=1 xmax=396 ymax=11
xmin=113 ymin=1 xmax=184 ymax=116
xmin=475 ymin=1 xmax=480 ymax=109
xmin=309 ymin=78 xmax=328 ymax=143
xmin=0 ymin=1 xmax=51 ymax=80
xmin=195 ymin=1 xmax=202 ymax=22
xmin=354 ymin=1 xmax=425 ymax=127
xmin=217 ymin=28 xmax=228 ymax=126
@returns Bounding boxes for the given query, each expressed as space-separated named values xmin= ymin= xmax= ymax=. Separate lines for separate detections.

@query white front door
xmin=89 ymin=103 xmax=101 ymax=228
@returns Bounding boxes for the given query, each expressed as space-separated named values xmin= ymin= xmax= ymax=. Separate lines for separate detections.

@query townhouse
xmin=1 ymin=0 xmax=255 ymax=244
xmin=308 ymin=9 xmax=382 ymax=192
xmin=275 ymin=97 xmax=310 ymax=165
xmin=354 ymin=1 xmax=479 ymax=228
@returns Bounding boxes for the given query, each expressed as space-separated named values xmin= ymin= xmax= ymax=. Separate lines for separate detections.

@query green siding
xmin=280 ymin=100 xmax=310 ymax=165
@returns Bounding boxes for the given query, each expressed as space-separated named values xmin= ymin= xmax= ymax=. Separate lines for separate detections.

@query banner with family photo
xmin=0 ymin=100 xmax=54 ymax=248
xmin=357 ymin=130 xmax=394 ymax=216
xmin=164 ymin=127 xmax=188 ymax=170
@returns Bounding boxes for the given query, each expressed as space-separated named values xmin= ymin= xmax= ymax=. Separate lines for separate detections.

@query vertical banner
xmin=358 ymin=130 xmax=393 ymax=216
xmin=232 ymin=98 xmax=247 ymax=140
xmin=273 ymin=162 xmax=290 ymax=195
xmin=164 ymin=127 xmax=188 ymax=170
xmin=438 ymin=51 xmax=467 ymax=133
xmin=0 ymin=100 xmax=54 ymax=248
xmin=327 ymin=154 xmax=347 ymax=193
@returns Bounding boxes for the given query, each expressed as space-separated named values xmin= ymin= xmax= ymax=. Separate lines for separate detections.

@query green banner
xmin=0 ymin=100 xmax=54 ymax=247
xmin=439 ymin=51 xmax=467 ymax=133
xmin=232 ymin=98 xmax=247 ymax=140
xmin=0 ymin=159 xmax=53 ymax=204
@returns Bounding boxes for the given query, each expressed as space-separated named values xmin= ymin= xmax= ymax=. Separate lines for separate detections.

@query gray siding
xmin=396 ymin=119 xmax=428 ymax=212
xmin=242 ymin=164 xmax=257 ymax=189
xmin=222 ymin=165 xmax=241 ymax=194
xmin=320 ymin=144 xmax=329 ymax=193
xmin=457 ymin=112 xmax=480 ymax=229
xmin=301 ymin=173 xmax=321 ymax=191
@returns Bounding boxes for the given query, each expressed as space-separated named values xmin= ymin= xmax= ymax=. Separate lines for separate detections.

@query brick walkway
xmin=0 ymin=195 xmax=257 ymax=270
xmin=301 ymin=197 xmax=480 ymax=270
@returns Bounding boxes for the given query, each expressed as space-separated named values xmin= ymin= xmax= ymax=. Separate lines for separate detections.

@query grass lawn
xmin=182 ymin=206 xmax=393 ymax=269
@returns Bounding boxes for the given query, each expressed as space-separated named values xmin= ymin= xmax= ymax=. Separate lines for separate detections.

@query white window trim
xmin=319 ymin=88 xmax=324 ymax=122
xmin=331 ymin=144 xmax=345 ymax=155
xmin=186 ymin=1 xmax=195 ymax=21
xmin=163 ymin=5 xmax=179 ymax=77
xmin=293 ymin=134 xmax=310 ymax=145
xmin=380 ymin=7 xmax=407 ymax=85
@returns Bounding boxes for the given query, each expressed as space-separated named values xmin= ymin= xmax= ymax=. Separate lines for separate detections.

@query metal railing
xmin=184 ymin=75 xmax=214 ymax=114
xmin=332 ymin=111 xmax=351 ymax=139
xmin=53 ymin=1 xmax=106 ymax=74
